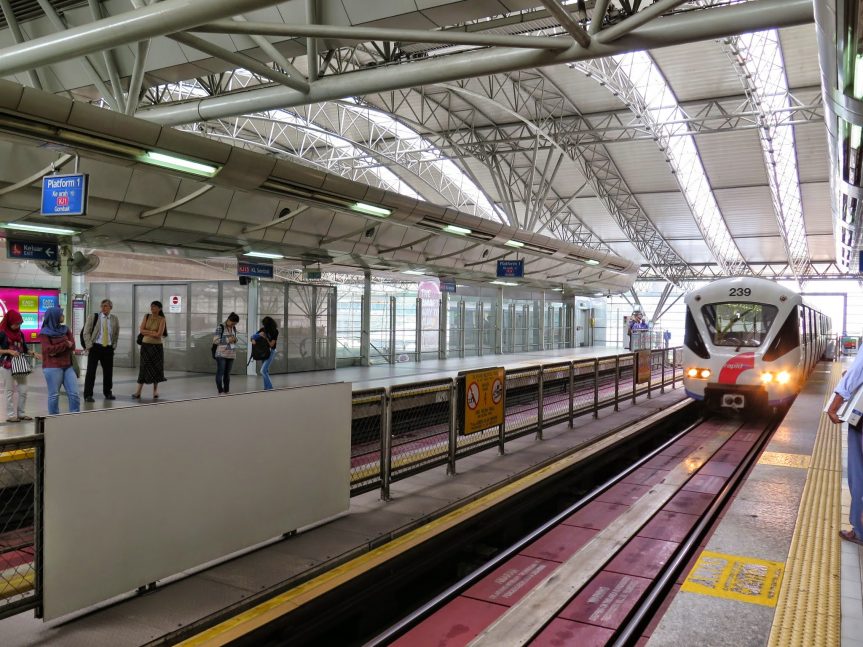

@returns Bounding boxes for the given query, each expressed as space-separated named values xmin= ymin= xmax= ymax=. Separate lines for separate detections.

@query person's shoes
xmin=840 ymin=529 xmax=863 ymax=546
xmin=152 ymin=394 xmax=159 ymax=399
xmin=6 ymin=417 xmax=19 ymax=423
xmin=84 ymin=397 xmax=95 ymax=403
xmin=19 ymin=416 xmax=32 ymax=421
xmin=131 ymin=393 xmax=141 ymax=399
xmin=104 ymin=395 xmax=116 ymax=400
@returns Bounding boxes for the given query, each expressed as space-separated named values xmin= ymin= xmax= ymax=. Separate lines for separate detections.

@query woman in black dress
xmin=133 ymin=301 xmax=167 ymax=399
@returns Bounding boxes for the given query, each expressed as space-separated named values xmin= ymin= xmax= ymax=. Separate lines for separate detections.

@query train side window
xmin=684 ymin=309 xmax=710 ymax=359
xmin=763 ymin=308 xmax=800 ymax=361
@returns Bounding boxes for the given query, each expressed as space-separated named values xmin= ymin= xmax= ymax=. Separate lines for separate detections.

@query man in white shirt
xmin=82 ymin=299 xmax=120 ymax=402
xmin=826 ymin=348 xmax=863 ymax=545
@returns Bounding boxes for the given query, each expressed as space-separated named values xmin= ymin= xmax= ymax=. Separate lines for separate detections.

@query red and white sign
xmin=492 ymin=379 xmax=503 ymax=404
xmin=466 ymin=382 xmax=480 ymax=410
xmin=168 ymin=295 xmax=182 ymax=314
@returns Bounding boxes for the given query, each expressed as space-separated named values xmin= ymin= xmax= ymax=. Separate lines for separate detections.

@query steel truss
xmin=638 ymin=261 xmax=854 ymax=282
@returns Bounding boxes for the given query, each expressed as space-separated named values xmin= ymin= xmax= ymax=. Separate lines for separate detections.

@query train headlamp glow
xmin=700 ymin=369 xmax=711 ymax=379
xmin=687 ymin=368 xmax=711 ymax=379
xmin=776 ymin=371 xmax=791 ymax=385
xmin=687 ymin=368 xmax=699 ymax=378
xmin=760 ymin=372 xmax=774 ymax=383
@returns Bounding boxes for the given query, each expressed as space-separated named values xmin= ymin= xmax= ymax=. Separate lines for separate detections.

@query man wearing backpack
xmin=82 ymin=299 xmax=120 ymax=402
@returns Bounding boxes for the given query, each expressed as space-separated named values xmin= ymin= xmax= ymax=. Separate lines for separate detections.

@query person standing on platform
xmin=627 ymin=311 xmax=647 ymax=350
xmin=82 ymin=299 xmax=120 ymax=402
xmin=0 ymin=309 xmax=40 ymax=422
xmin=133 ymin=301 xmax=166 ymax=400
xmin=214 ymin=312 xmax=240 ymax=394
xmin=39 ymin=306 xmax=80 ymax=415
xmin=256 ymin=316 xmax=279 ymax=391
xmin=826 ymin=349 xmax=863 ymax=545
xmin=663 ymin=329 xmax=671 ymax=348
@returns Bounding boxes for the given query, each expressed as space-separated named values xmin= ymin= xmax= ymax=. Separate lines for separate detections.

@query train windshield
xmin=701 ymin=302 xmax=778 ymax=348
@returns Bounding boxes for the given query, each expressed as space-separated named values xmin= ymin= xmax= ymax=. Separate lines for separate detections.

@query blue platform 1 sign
xmin=6 ymin=239 xmax=59 ymax=261
xmin=497 ymin=259 xmax=524 ymax=278
xmin=440 ymin=279 xmax=456 ymax=294
xmin=41 ymin=173 xmax=88 ymax=216
xmin=237 ymin=261 xmax=273 ymax=279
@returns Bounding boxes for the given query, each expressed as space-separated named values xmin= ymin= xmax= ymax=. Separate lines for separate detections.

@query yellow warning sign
xmin=462 ymin=367 xmax=505 ymax=435
xmin=636 ymin=350 xmax=651 ymax=383
xmin=682 ymin=550 xmax=784 ymax=607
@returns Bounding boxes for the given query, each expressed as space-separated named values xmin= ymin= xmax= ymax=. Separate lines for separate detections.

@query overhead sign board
xmin=237 ymin=261 xmax=273 ymax=279
xmin=304 ymin=269 xmax=322 ymax=281
xmin=460 ymin=367 xmax=505 ymax=435
xmin=497 ymin=259 xmax=524 ymax=278
xmin=6 ymin=239 xmax=59 ymax=261
xmin=41 ymin=173 xmax=88 ymax=216
xmin=440 ymin=279 xmax=456 ymax=294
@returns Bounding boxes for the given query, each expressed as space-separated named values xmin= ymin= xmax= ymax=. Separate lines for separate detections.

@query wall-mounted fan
xmin=35 ymin=251 xmax=100 ymax=276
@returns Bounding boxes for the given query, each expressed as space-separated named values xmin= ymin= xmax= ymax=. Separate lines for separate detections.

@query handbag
xmin=136 ymin=333 xmax=144 ymax=345
xmin=10 ymin=354 xmax=31 ymax=376
xmin=215 ymin=344 xmax=236 ymax=360
xmin=71 ymin=353 xmax=80 ymax=378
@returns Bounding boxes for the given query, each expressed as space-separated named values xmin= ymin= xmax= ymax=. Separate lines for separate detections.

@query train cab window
xmin=701 ymin=302 xmax=778 ymax=348
xmin=684 ymin=309 xmax=710 ymax=359
xmin=763 ymin=308 xmax=800 ymax=361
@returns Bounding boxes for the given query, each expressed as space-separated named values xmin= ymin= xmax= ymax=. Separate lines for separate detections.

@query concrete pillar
xmin=361 ymin=270 xmax=371 ymax=366
xmin=246 ymin=277 xmax=259 ymax=376
xmin=59 ymin=244 xmax=73 ymax=320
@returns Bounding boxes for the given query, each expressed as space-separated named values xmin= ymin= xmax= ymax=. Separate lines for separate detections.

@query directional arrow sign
xmin=6 ymin=239 xmax=60 ymax=261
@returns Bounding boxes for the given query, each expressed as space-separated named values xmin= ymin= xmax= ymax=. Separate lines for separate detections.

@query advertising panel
xmin=0 ymin=287 xmax=61 ymax=342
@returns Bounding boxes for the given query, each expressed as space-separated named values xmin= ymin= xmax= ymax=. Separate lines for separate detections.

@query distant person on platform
xmin=0 ymin=309 xmax=40 ymax=422
xmin=663 ymin=329 xmax=671 ymax=348
xmin=826 ymin=348 xmax=863 ymax=546
xmin=627 ymin=311 xmax=647 ymax=350
xmin=39 ymin=306 xmax=80 ymax=415
xmin=214 ymin=312 xmax=241 ymax=395
xmin=133 ymin=301 xmax=167 ymax=400
xmin=82 ymin=299 xmax=120 ymax=403
xmin=256 ymin=316 xmax=279 ymax=391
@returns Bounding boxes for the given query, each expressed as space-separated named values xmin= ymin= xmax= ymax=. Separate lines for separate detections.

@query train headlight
xmin=687 ymin=368 xmax=699 ymax=378
xmin=699 ymin=369 xmax=711 ymax=379
xmin=776 ymin=371 xmax=791 ymax=385
xmin=760 ymin=372 xmax=774 ymax=383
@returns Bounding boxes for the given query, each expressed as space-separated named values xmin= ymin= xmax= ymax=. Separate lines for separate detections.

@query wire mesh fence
xmin=0 ymin=436 xmax=41 ymax=620
xmin=541 ymin=363 xmax=571 ymax=426
xmin=388 ymin=380 xmax=451 ymax=482
xmin=350 ymin=388 xmax=386 ymax=495
xmin=503 ymin=367 xmax=541 ymax=439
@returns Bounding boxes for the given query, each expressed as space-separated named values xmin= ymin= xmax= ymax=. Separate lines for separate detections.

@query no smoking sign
xmin=460 ymin=367 xmax=505 ymax=435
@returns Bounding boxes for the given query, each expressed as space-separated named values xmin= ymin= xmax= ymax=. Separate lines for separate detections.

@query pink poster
xmin=0 ymin=288 xmax=61 ymax=342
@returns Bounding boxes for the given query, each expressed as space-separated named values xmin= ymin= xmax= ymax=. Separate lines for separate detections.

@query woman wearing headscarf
xmin=0 ymin=309 xmax=40 ymax=422
xmin=39 ymin=306 xmax=80 ymax=415
xmin=133 ymin=301 xmax=167 ymax=399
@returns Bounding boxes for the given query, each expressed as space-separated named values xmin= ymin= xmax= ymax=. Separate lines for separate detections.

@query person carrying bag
xmin=214 ymin=313 xmax=240 ymax=394
xmin=0 ymin=309 xmax=40 ymax=422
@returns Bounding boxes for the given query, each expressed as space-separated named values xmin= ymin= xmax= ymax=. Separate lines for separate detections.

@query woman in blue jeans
xmin=257 ymin=316 xmax=279 ymax=390
xmin=214 ymin=313 xmax=240 ymax=394
xmin=38 ymin=307 xmax=80 ymax=415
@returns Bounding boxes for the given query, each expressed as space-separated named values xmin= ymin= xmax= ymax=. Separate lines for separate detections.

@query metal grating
xmin=0 ymin=0 xmax=87 ymax=29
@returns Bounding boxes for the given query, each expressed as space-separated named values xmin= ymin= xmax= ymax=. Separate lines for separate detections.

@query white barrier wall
xmin=42 ymin=382 xmax=351 ymax=620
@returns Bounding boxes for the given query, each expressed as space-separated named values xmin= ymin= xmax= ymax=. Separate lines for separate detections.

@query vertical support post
xmin=306 ymin=0 xmax=318 ymax=81
xmin=672 ymin=348 xmax=677 ymax=387
xmin=647 ymin=350 xmax=653 ymax=399
xmin=614 ymin=355 xmax=620 ymax=412
xmin=593 ymin=358 xmax=600 ymax=419
xmin=360 ymin=270 xmax=371 ymax=366
xmin=388 ymin=296 xmax=396 ymax=365
xmin=458 ymin=300 xmax=466 ymax=358
xmin=495 ymin=287 xmax=504 ymax=354
xmin=439 ymin=291 xmax=448 ymax=360
xmin=447 ymin=380 xmax=458 ymax=475
xmin=59 ymin=245 xmax=73 ymax=324
xmin=509 ymin=303 xmax=516 ymax=353
xmin=246 ymin=277 xmax=259 ymax=376
xmin=539 ymin=295 xmax=546 ymax=351
xmin=632 ymin=353 xmax=637 ymax=405
xmin=415 ymin=297 xmax=422 ymax=363
xmin=380 ymin=390 xmax=392 ymax=501
xmin=536 ymin=368 xmax=544 ymax=440
xmin=568 ymin=361 xmax=575 ymax=427
xmin=33 ymin=417 xmax=45 ymax=618
xmin=661 ymin=348 xmax=666 ymax=394
xmin=477 ymin=301 xmax=484 ymax=357
xmin=498 ymin=374 xmax=506 ymax=455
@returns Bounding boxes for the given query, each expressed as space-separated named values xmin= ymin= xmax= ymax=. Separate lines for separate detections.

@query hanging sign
xmin=497 ymin=259 xmax=524 ymax=278
xmin=237 ymin=261 xmax=274 ymax=278
xmin=440 ymin=279 xmax=456 ymax=294
xmin=304 ymin=269 xmax=322 ymax=281
xmin=41 ymin=173 xmax=88 ymax=216
xmin=6 ymin=239 xmax=59 ymax=261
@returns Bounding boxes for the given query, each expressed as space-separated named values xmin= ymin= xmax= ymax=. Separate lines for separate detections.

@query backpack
xmin=211 ymin=324 xmax=224 ymax=359
xmin=80 ymin=313 xmax=98 ymax=347
xmin=250 ymin=333 xmax=271 ymax=361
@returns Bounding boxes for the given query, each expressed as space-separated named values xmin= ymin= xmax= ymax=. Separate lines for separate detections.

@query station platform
xmin=0 ymin=361 xmax=686 ymax=646
xmin=0 ymin=345 xmax=629 ymax=441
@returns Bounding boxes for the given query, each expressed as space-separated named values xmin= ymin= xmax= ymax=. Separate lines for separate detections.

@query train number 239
xmin=728 ymin=287 xmax=752 ymax=297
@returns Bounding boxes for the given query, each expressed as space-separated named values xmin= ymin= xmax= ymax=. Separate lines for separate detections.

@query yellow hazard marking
xmin=0 ymin=571 xmax=34 ymax=600
xmin=682 ymin=550 xmax=784 ymax=607
xmin=0 ymin=448 xmax=35 ymax=463
xmin=758 ymin=451 xmax=811 ymax=470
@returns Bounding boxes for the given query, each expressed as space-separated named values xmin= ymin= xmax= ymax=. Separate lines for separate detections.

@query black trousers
xmin=84 ymin=344 xmax=114 ymax=397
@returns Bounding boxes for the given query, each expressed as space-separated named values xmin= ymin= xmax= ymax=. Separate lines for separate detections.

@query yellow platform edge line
xmin=0 ymin=448 xmax=35 ymax=463
xmin=177 ymin=399 xmax=691 ymax=647
xmin=767 ymin=365 xmax=842 ymax=647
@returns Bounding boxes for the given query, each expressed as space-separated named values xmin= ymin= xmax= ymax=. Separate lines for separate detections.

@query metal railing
xmin=0 ymin=434 xmax=42 ymax=621
xmin=351 ymin=348 xmax=684 ymax=499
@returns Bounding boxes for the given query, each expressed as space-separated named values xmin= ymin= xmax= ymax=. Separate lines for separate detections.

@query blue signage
xmin=6 ymin=239 xmax=59 ymax=261
xmin=859 ymin=250 xmax=863 ymax=273
xmin=440 ymin=280 xmax=456 ymax=294
xmin=39 ymin=295 xmax=58 ymax=311
xmin=41 ymin=173 xmax=88 ymax=216
xmin=497 ymin=259 xmax=524 ymax=278
xmin=237 ymin=261 xmax=274 ymax=278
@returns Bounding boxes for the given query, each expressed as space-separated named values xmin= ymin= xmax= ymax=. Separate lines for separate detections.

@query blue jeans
xmin=849 ymin=427 xmax=863 ymax=539
xmin=43 ymin=367 xmax=80 ymax=415
xmin=261 ymin=353 xmax=275 ymax=390
xmin=215 ymin=357 xmax=234 ymax=393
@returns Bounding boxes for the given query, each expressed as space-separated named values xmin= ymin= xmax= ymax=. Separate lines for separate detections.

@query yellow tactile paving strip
xmin=767 ymin=365 xmax=842 ymax=647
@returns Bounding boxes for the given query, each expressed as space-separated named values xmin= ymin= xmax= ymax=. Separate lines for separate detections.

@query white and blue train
xmin=683 ymin=277 xmax=830 ymax=412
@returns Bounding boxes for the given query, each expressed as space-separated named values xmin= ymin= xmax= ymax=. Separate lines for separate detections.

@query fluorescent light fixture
xmin=584 ymin=259 xmax=600 ymax=265
xmin=593 ymin=292 xmax=605 ymax=297
xmin=142 ymin=151 xmax=217 ymax=176
xmin=244 ymin=251 xmax=284 ymax=259
xmin=505 ymin=240 xmax=525 ymax=248
xmin=442 ymin=225 xmax=471 ymax=235
xmin=490 ymin=280 xmax=518 ymax=286
xmin=352 ymin=202 xmax=391 ymax=217
xmin=402 ymin=269 xmax=426 ymax=275
xmin=2 ymin=222 xmax=77 ymax=235
xmin=552 ymin=288 xmax=564 ymax=292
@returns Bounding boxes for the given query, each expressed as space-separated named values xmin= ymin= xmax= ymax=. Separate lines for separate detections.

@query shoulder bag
xmin=10 ymin=354 xmax=31 ymax=376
